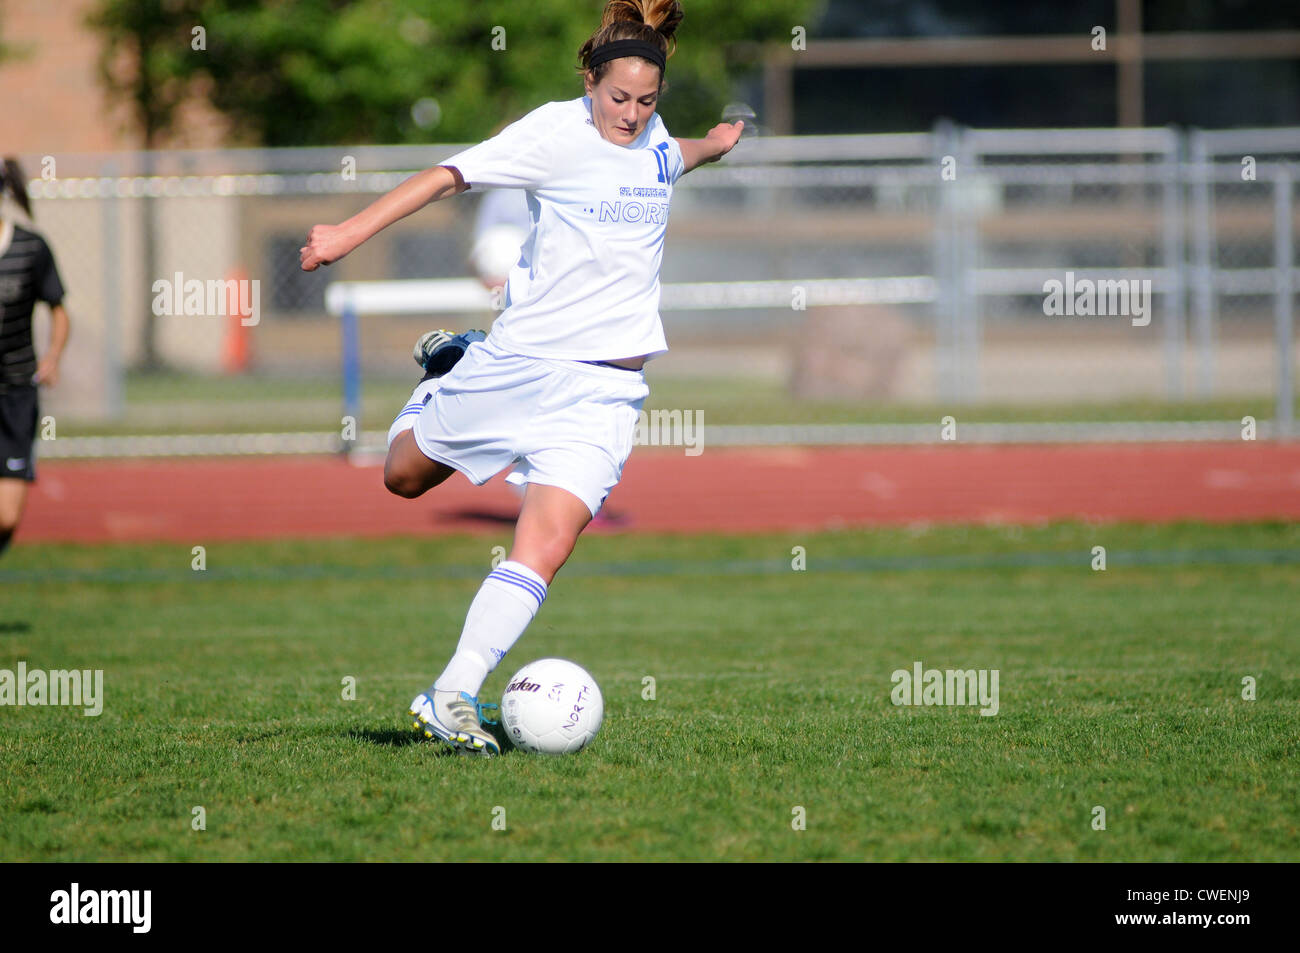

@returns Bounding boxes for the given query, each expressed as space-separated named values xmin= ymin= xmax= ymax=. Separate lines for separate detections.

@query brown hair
xmin=577 ymin=0 xmax=683 ymax=89
xmin=1 ymin=158 xmax=33 ymax=219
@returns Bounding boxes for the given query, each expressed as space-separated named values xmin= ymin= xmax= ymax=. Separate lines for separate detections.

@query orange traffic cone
xmin=222 ymin=267 xmax=252 ymax=374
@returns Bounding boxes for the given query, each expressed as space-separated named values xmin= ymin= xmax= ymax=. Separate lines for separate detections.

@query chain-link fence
xmin=18 ymin=124 xmax=1299 ymax=454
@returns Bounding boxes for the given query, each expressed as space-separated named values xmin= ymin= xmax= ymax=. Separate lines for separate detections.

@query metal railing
xmin=18 ymin=122 xmax=1298 ymax=449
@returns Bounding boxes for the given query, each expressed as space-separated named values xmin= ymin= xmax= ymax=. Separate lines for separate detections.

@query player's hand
xmin=300 ymin=224 xmax=353 ymax=272
xmin=704 ymin=120 xmax=744 ymax=161
xmin=33 ymin=357 xmax=59 ymax=388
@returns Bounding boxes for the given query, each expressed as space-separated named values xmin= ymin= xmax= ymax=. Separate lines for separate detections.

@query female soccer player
xmin=0 ymin=158 xmax=70 ymax=559
xmin=300 ymin=0 xmax=741 ymax=755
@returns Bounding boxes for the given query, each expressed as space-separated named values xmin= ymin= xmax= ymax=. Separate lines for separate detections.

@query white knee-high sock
xmin=387 ymin=379 xmax=440 ymax=447
xmin=433 ymin=560 xmax=548 ymax=696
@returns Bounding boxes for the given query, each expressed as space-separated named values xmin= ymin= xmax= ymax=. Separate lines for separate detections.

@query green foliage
xmin=86 ymin=0 xmax=208 ymax=146
xmin=86 ymin=0 xmax=821 ymax=146
xmin=55 ymin=369 xmax=1297 ymax=437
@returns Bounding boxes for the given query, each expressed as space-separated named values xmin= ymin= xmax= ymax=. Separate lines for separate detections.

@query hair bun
xmin=578 ymin=0 xmax=683 ymax=77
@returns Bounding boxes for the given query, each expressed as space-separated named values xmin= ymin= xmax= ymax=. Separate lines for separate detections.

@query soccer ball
xmin=500 ymin=658 xmax=604 ymax=755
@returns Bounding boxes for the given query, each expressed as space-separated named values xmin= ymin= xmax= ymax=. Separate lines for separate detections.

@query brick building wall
xmin=1 ymin=0 xmax=227 ymax=154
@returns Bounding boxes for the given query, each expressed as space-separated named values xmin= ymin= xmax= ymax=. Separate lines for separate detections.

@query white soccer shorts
xmin=410 ymin=336 xmax=649 ymax=517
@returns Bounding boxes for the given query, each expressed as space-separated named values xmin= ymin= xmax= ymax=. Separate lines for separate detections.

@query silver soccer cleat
xmin=409 ymin=689 xmax=501 ymax=756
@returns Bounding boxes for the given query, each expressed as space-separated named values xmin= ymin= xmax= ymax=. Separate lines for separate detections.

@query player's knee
xmin=383 ymin=463 xmax=424 ymax=499
xmin=383 ymin=438 xmax=420 ymax=497
xmin=532 ymin=536 xmax=578 ymax=579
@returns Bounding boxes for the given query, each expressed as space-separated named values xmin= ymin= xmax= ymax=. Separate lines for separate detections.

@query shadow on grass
xmin=348 ymin=725 xmax=518 ymax=756
xmin=349 ymin=727 xmax=427 ymax=748
xmin=437 ymin=506 xmax=629 ymax=530
xmin=437 ymin=508 xmax=519 ymax=527
xmin=0 ymin=621 xmax=31 ymax=634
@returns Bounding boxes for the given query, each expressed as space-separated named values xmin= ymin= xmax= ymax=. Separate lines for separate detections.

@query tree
xmin=87 ymin=0 xmax=208 ymax=370
xmin=92 ymin=0 xmax=823 ymax=148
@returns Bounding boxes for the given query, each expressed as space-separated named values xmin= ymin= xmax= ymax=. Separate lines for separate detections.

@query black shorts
xmin=0 ymin=385 xmax=38 ymax=482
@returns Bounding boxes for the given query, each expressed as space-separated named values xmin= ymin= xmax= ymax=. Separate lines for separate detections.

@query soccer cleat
xmin=408 ymin=689 xmax=501 ymax=756
xmin=413 ymin=329 xmax=487 ymax=379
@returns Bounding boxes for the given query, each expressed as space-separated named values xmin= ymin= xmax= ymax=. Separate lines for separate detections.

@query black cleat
xmin=413 ymin=329 xmax=487 ymax=380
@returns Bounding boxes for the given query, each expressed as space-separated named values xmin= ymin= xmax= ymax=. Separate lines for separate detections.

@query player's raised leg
xmin=382 ymin=329 xmax=486 ymax=499
xmin=383 ymin=430 xmax=453 ymax=498
xmin=409 ymin=483 xmax=593 ymax=755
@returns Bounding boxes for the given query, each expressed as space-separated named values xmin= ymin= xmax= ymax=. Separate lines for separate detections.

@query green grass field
xmin=57 ymin=370 xmax=1295 ymax=435
xmin=2 ymin=522 xmax=1298 ymax=861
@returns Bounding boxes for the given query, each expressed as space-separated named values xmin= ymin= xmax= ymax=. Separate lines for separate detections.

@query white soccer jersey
xmin=439 ymin=96 xmax=686 ymax=363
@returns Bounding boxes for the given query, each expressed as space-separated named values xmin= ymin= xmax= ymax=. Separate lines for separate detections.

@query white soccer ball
xmin=500 ymin=658 xmax=604 ymax=755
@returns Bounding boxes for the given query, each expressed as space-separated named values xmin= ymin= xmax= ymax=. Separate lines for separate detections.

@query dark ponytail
xmin=1 ymin=158 xmax=33 ymax=219
xmin=577 ymin=0 xmax=684 ymax=87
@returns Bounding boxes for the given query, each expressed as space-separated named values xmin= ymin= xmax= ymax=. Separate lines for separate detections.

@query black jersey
xmin=0 ymin=223 xmax=66 ymax=391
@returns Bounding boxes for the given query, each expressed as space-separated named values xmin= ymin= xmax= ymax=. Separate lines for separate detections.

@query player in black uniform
xmin=0 ymin=158 xmax=69 ymax=558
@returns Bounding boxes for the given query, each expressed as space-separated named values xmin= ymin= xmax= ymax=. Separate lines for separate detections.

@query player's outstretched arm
xmin=674 ymin=121 xmax=744 ymax=176
xmin=300 ymin=165 xmax=469 ymax=271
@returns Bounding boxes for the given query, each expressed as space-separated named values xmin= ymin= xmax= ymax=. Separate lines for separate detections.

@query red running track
xmin=17 ymin=443 xmax=1300 ymax=543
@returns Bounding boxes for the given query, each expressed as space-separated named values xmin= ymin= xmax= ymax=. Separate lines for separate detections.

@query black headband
xmin=587 ymin=38 xmax=666 ymax=73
